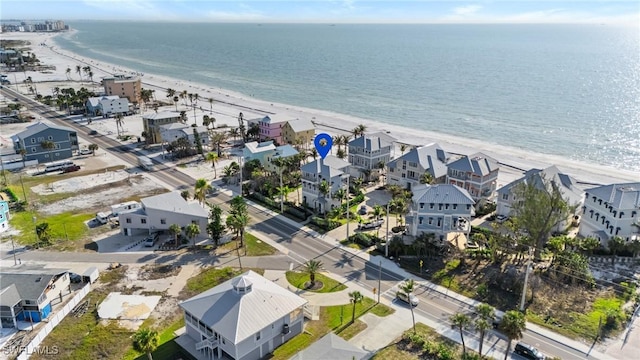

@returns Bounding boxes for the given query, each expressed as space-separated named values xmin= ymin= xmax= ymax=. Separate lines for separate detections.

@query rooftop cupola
xmin=232 ymin=276 xmax=253 ymax=295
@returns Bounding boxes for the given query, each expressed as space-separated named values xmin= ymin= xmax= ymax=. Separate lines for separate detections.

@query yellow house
xmin=282 ymin=119 xmax=315 ymax=148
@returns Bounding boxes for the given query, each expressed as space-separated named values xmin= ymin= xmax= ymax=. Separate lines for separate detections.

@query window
xmin=445 ymin=204 xmax=449 ymax=210
xmin=502 ymin=193 xmax=509 ymax=201
xmin=428 ymin=217 xmax=433 ymax=225
xmin=439 ymin=204 xmax=443 ymax=211
xmin=126 ymin=218 xmax=132 ymax=224
xmin=55 ymin=144 xmax=60 ymax=149
xmin=48 ymin=136 xmax=53 ymax=140
xmin=160 ymin=219 xmax=166 ymax=225
xmin=32 ymin=148 xmax=36 ymax=152
xmin=418 ymin=217 xmax=423 ymax=225
xmin=419 ymin=203 xmax=424 ymax=209
xmin=141 ymin=218 xmax=147 ymax=224
xmin=31 ymin=138 xmax=36 ymax=144
xmin=453 ymin=204 xmax=458 ymax=210
xmin=429 ymin=203 xmax=434 ymax=209
xmin=256 ymin=332 xmax=261 ymax=341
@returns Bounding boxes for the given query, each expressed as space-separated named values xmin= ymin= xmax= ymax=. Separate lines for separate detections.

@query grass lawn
xmin=123 ymin=318 xmax=187 ymax=360
xmin=270 ymin=297 xmax=393 ymax=360
xmin=285 ymin=271 xmax=347 ymax=293
xmin=337 ymin=319 xmax=367 ymax=340
xmin=216 ymin=233 xmax=277 ymax=256
xmin=181 ymin=266 xmax=264 ymax=299
xmin=372 ymin=322 xmax=470 ymax=360
xmin=9 ymin=210 xmax=94 ymax=245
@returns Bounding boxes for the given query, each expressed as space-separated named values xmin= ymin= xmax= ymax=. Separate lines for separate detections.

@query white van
xmin=396 ymin=291 xmax=419 ymax=306
xmin=96 ymin=212 xmax=112 ymax=224
xmin=144 ymin=233 xmax=160 ymax=247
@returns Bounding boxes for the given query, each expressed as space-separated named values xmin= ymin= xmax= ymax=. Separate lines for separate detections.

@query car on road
xmin=88 ymin=130 xmax=98 ymax=135
xmin=514 ymin=342 xmax=545 ymax=359
xmin=396 ymin=291 xmax=419 ymax=306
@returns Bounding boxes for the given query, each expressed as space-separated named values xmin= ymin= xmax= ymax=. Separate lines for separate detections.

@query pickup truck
xmin=358 ymin=219 xmax=384 ymax=230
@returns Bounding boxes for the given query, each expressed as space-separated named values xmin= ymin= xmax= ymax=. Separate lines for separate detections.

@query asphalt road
xmin=2 ymin=87 xmax=599 ymax=360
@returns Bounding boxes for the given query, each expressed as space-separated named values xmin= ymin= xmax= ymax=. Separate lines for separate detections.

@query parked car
xmin=358 ymin=220 xmax=383 ymax=230
xmin=144 ymin=232 xmax=160 ymax=247
xmin=79 ymin=148 xmax=92 ymax=155
xmin=88 ymin=130 xmax=98 ymax=135
xmin=69 ymin=273 xmax=82 ymax=283
xmin=62 ymin=165 xmax=81 ymax=173
xmin=396 ymin=291 xmax=419 ymax=306
xmin=496 ymin=214 xmax=509 ymax=223
xmin=514 ymin=342 xmax=545 ymax=359
xmin=358 ymin=205 xmax=367 ymax=215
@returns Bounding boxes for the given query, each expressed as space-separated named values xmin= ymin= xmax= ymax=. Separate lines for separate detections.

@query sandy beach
xmin=3 ymin=31 xmax=638 ymax=189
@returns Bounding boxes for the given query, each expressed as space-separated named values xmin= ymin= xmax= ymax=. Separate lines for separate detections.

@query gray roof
xmin=412 ymin=184 xmax=475 ymax=205
xmin=348 ymin=135 xmax=392 ymax=152
xmin=0 ymin=284 xmax=22 ymax=307
xmin=14 ymin=122 xmax=75 ymax=140
xmin=87 ymin=95 xmax=120 ymax=107
xmin=141 ymin=192 xmax=208 ymax=218
xmin=159 ymin=123 xmax=188 ymax=131
xmin=290 ymin=333 xmax=368 ymax=360
xmin=142 ymin=111 xmax=181 ymax=120
xmin=388 ymin=143 xmax=449 ymax=178
xmin=301 ymin=156 xmax=349 ymax=179
xmin=179 ymin=270 xmax=307 ymax=344
xmin=366 ymin=131 xmax=397 ymax=144
xmin=447 ymin=152 xmax=499 ymax=176
xmin=497 ymin=165 xmax=584 ymax=206
xmin=260 ymin=115 xmax=289 ymax=124
xmin=286 ymin=119 xmax=315 ymax=133
xmin=585 ymin=182 xmax=640 ymax=210
xmin=0 ymin=272 xmax=64 ymax=302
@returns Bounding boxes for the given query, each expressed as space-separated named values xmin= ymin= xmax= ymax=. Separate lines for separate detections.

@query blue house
xmin=0 ymin=271 xmax=71 ymax=328
xmin=11 ymin=122 xmax=79 ymax=164
xmin=0 ymin=200 xmax=9 ymax=233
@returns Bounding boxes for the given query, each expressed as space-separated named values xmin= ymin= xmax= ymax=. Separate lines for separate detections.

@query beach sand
xmin=3 ymin=31 xmax=638 ymax=189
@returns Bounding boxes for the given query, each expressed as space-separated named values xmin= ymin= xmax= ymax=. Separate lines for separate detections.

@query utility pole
xmin=520 ymin=247 xmax=533 ymax=311
xmin=280 ymin=167 xmax=284 ymax=213
xmin=385 ymin=202 xmax=390 ymax=257
xmin=378 ymin=260 xmax=382 ymax=303
xmin=10 ymin=235 xmax=17 ymax=266
xmin=238 ymin=156 xmax=243 ymax=198
xmin=345 ymin=175 xmax=350 ymax=242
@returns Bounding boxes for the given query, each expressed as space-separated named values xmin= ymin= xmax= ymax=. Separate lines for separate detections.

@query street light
xmin=385 ymin=202 xmax=390 ymax=257
xmin=10 ymin=235 xmax=17 ymax=266
xmin=32 ymin=216 xmax=38 ymax=247
xmin=345 ymin=175 xmax=350 ymax=242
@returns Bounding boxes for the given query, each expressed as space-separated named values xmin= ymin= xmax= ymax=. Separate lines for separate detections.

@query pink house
xmin=259 ymin=115 xmax=288 ymax=145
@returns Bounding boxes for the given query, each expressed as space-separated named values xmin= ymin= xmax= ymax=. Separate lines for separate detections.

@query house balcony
xmin=195 ymin=338 xmax=219 ymax=351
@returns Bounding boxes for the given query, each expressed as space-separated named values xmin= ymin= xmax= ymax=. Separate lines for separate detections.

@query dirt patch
xmin=139 ymin=264 xmax=182 ymax=281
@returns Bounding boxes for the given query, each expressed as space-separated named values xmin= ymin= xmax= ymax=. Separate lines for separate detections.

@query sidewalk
xmin=237 ymin=194 xmax=610 ymax=359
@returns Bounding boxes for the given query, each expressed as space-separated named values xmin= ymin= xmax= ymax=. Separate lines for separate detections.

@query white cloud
xmin=453 ymin=5 xmax=482 ymax=16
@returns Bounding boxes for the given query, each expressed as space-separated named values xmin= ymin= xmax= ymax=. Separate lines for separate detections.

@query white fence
xmin=1 ymin=160 xmax=38 ymax=171
xmin=16 ymin=284 xmax=91 ymax=360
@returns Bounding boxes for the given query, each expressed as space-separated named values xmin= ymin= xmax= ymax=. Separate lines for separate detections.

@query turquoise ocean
xmin=55 ymin=22 xmax=640 ymax=173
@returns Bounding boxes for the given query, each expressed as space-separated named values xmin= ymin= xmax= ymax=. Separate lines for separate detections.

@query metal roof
xmin=179 ymin=270 xmax=307 ymax=344
xmin=141 ymin=192 xmax=208 ymax=217
xmin=301 ymin=156 xmax=349 ymax=179
xmin=388 ymin=143 xmax=449 ymax=178
xmin=142 ymin=111 xmax=181 ymax=120
xmin=348 ymin=135 xmax=392 ymax=152
xmin=0 ymin=273 xmax=58 ymax=302
xmin=412 ymin=184 xmax=475 ymax=205
xmin=13 ymin=122 xmax=76 ymax=140
xmin=286 ymin=119 xmax=315 ymax=133
xmin=244 ymin=141 xmax=276 ymax=154
xmin=497 ymin=165 xmax=584 ymax=206
xmin=447 ymin=152 xmax=499 ymax=176
xmin=586 ymin=182 xmax=640 ymax=210
xmin=0 ymin=284 xmax=22 ymax=307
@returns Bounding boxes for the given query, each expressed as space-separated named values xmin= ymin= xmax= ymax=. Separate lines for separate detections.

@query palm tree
xmin=348 ymin=291 xmax=363 ymax=323
xmin=377 ymin=161 xmax=386 ymax=185
xmin=180 ymin=90 xmax=188 ymax=107
xmin=88 ymin=144 xmax=98 ymax=155
xmin=180 ymin=190 xmax=190 ymax=201
xmin=304 ymin=259 xmax=323 ymax=286
xmin=75 ymin=65 xmax=82 ymax=81
xmin=356 ymin=124 xmax=366 ymax=136
xmin=208 ymin=98 xmax=214 ymax=114
xmin=172 ymin=96 xmax=179 ymax=111
xmin=400 ymin=144 xmax=407 ymax=155
xmin=40 ymin=140 xmax=55 ymax=161
xmin=608 ymin=236 xmax=625 ymax=264
xmin=132 ymin=328 xmax=159 ymax=360
xmin=194 ymin=178 xmax=212 ymax=205
xmin=65 ymin=67 xmax=71 ymax=80
xmin=19 ymin=149 xmax=26 ymax=167
xmin=318 ymin=180 xmax=330 ymax=215
xmin=499 ymin=310 xmax=526 ymax=360
xmin=166 ymin=88 xmax=176 ymax=102
xmin=450 ymin=312 xmax=472 ymax=354
xmin=420 ymin=172 xmax=434 ymax=185
xmin=475 ymin=317 xmax=491 ymax=357
xmin=309 ymin=148 xmax=318 ymax=160
xmin=399 ymin=279 xmax=417 ymax=333
xmin=169 ymin=224 xmax=181 ymax=248
xmin=115 ymin=113 xmax=124 ymax=137
xmin=185 ymin=223 xmax=201 ymax=248
xmin=206 ymin=152 xmax=219 ymax=178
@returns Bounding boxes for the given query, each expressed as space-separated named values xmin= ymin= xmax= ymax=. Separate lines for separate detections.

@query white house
xmin=159 ymin=123 xmax=210 ymax=147
xmin=578 ymin=182 xmax=640 ymax=245
xmin=243 ymin=141 xmax=276 ymax=165
xmin=301 ymin=155 xmax=350 ymax=214
xmin=347 ymin=134 xmax=393 ymax=181
xmin=387 ymin=143 xmax=449 ymax=190
xmin=405 ymin=184 xmax=475 ymax=241
xmin=496 ymin=165 xmax=584 ymax=232
xmin=178 ymin=270 xmax=307 ymax=360
xmin=86 ymin=96 xmax=129 ymax=117
xmin=446 ymin=152 xmax=499 ymax=205
xmin=118 ymin=191 xmax=208 ymax=238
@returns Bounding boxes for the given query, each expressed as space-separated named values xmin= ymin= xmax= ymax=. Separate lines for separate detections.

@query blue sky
xmin=3 ymin=1 xmax=639 ymax=24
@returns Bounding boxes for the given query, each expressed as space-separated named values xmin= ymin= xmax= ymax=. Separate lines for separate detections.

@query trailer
xmin=82 ymin=267 xmax=99 ymax=284
xmin=137 ymin=156 xmax=154 ymax=171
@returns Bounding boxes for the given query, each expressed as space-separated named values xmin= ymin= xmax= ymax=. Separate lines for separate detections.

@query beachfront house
xmin=578 ymin=182 xmax=640 ymax=245
xmin=258 ymin=115 xmax=288 ymax=145
xmin=0 ymin=270 xmax=72 ymax=327
xmin=85 ymin=95 xmax=130 ymax=117
xmin=0 ymin=200 xmax=9 ymax=233
xmin=446 ymin=152 xmax=499 ymax=206
xmin=178 ymin=270 xmax=307 ymax=360
xmin=301 ymin=155 xmax=350 ymax=214
xmin=387 ymin=143 xmax=449 ymax=190
xmin=281 ymin=119 xmax=315 ymax=149
xmin=159 ymin=123 xmax=210 ymax=148
xmin=102 ymin=74 xmax=141 ymax=105
xmin=243 ymin=141 xmax=276 ymax=165
xmin=266 ymin=145 xmax=299 ymax=173
xmin=11 ymin=122 xmax=79 ymax=163
xmin=405 ymin=184 xmax=475 ymax=243
xmin=347 ymin=134 xmax=393 ymax=182
xmin=118 ymin=191 xmax=208 ymax=239
xmin=496 ymin=165 xmax=584 ymax=232
xmin=142 ymin=111 xmax=182 ymax=144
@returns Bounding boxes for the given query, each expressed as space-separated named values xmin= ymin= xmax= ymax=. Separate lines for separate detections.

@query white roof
xmin=179 ymin=270 xmax=307 ymax=343
xmin=141 ymin=192 xmax=208 ymax=217
xmin=244 ymin=141 xmax=276 ymax=154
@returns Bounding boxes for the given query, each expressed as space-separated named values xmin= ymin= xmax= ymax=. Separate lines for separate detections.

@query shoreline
xmin=4 ymin=31 xmax=638 ymax=188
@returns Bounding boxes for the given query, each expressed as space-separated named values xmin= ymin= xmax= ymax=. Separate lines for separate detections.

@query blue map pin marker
xmin=314 ymin=133 xmax=333 ymax=159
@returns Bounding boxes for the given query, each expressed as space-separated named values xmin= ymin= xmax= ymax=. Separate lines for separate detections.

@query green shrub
xmin=437 ymin=343 xmax=455 ymax=360
xmin=462 ymin=353 xmax=481 ymax=360
xmin=476 ymin=284 xmax=488 ymax=299
xmin=422 ymin=340 xmax=436 ymax=355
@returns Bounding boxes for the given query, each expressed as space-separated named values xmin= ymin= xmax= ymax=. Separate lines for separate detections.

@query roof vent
xmin=232 ymin=276 xmax=253 ymax=295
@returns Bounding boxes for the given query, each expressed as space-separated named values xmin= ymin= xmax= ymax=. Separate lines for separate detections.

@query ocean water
xmin=55 ymin=22 xmax=640 ymax=172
